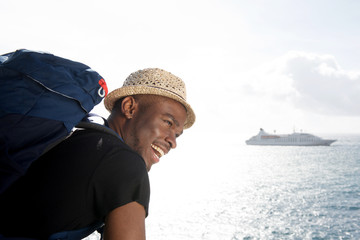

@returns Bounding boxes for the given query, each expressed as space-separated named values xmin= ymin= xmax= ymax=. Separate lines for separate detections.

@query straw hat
xmin=104 ymin=68 xmax=195 ymax=129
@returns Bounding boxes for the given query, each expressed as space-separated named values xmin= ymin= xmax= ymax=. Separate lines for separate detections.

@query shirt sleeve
xmin=91 ymin=147 xmax=150 ymax=218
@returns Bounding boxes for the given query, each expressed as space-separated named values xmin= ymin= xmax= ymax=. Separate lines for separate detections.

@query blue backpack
xmin=0 ymin=49 xmax=108 ymax=194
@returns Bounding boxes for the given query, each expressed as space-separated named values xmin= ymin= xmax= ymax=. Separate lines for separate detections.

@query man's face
xmin=126 ymin=96 xmax=187 ymax=171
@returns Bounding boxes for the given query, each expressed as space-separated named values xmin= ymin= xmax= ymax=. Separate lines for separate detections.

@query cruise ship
xmin=245 ymin=128 xmax=336 ymax=146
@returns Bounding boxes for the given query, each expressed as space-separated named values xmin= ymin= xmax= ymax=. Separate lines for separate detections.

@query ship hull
xmin=245 ymin=139 xmax=336 ymax=146
xmin=245 ymin=128 xmax=336 ymax=146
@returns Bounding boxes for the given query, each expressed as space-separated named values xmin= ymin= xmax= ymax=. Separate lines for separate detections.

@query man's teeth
xmin=151 ymin=144 xmax=165 ymax=157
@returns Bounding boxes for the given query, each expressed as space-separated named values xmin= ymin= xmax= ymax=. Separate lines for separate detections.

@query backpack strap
xmin=76 ymin=114 xmax=123 ymax=141
xmin=75 ymin=121 xmax=122 ymax=140
xmin=48 ymin=221 xmax=104 ymax=240
xmin=0 ymin=223 xmax=104 ymax=240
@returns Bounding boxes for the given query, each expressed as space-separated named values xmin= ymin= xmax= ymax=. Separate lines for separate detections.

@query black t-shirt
xmin=0 ymin=128 xmax=150 ymax=239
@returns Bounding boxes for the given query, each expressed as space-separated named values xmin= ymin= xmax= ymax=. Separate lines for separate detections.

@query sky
xmin=2 ymin=0 xmax=360 ymax=141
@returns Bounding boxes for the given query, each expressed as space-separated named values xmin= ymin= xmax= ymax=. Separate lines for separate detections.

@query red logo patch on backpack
xmin=98 ymin=78 xmax=108 ymax=97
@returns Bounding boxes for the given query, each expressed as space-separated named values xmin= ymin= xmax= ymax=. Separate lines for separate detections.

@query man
xmin=0 ymin=68 xmax=195 ymax=239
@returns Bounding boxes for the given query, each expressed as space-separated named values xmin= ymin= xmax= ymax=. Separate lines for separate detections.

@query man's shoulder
xmin=45 ymin=127 xmax=144 ymax=168
xmin=71 ymin=127 xmax=122 ymax=143
xmin=68 ymin=128 xmax=138 ymax=156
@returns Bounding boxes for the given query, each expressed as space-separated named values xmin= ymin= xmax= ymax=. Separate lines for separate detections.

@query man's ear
xmin=121 ymin=96 xmax=137 ymax=119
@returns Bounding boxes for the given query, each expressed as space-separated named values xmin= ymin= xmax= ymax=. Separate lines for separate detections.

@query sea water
xmin=86 ymin=134 xmax=360 ymax=239
xmin=145 ymin=134 xmax=360 ymax=240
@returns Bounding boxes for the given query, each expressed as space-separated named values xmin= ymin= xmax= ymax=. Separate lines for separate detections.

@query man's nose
xmin=165 ymin=131 xmax=177 ymax=149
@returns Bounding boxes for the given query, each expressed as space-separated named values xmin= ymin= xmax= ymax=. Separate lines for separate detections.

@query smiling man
xmin=0 ymin=68 xmax=195 ymax=240
xmin=107 ymin=94 xmax=186 ymax=171
xmin=102 ymin=68 xmax=195 ymax=239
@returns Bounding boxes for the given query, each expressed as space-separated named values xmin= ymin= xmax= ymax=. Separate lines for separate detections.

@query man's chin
xmin=146 ymin=164 xmax=152 ymax=172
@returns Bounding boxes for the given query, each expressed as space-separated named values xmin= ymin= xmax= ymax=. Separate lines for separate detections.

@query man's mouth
xmin=151 ymin=144 xmax=165 ymax=158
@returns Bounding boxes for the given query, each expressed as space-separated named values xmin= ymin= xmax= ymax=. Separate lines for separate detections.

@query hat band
xmin=141 ymin=85 xmax=186 ymax=101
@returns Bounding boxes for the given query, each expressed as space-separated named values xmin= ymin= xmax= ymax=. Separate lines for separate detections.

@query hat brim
xmin=104 ymin=85 xmax=195 ymax=129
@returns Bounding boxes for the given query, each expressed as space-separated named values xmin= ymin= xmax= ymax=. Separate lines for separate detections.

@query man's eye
xmin=164 ymin=120 xmax=172 ymax=126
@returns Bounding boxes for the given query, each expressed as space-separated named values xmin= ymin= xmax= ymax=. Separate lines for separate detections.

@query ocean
xmin=87 ymin=134 xmax=360 ymax=239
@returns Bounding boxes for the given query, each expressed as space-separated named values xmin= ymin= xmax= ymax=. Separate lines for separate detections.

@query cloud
xmin=284 ymin=51 xmax=360 ymax=116
xmin=244 ymin=51 xmax=360 ymax=116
